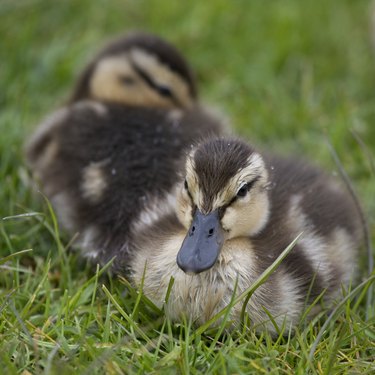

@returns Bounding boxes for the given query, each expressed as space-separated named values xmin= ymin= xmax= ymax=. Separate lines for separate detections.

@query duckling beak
xmin=177 ymin=209 xmax=224 ymax=274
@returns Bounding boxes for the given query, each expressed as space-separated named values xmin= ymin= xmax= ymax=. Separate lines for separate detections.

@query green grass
xmin=1 ymin=0 xmax=375 ymax=373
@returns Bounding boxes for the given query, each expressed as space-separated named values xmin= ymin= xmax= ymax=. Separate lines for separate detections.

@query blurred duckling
xmin=131 ymin=138 xmax=362 ymax=333
xmin=69 ymin=31 xmax=197 ymax=109
xmin=26 ymin=32 xmax=227 ymax=266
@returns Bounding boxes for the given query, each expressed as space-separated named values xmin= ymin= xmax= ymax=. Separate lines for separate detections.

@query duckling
xmin=69 ymin=31 xmax=197 ymax=109
xmin=27 ymin=31 xmax=207 ymax=179
xmin=26 ymin=32 xmax=228 ymax=266
xmin=130 ymin=138 xmax=362 ymax=333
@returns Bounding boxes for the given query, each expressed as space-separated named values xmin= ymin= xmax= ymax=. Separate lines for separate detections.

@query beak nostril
xmin=208 ymin=228 xmax=214 ymax=236
xmin=189 ymin=226 xmax=196 ymax=236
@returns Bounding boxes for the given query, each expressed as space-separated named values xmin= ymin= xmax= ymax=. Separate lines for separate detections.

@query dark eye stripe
xmin=129 ymin=59 xmax=181 ymax=106
xmin=184 ymin=180 xmax=194 ymax=203
xmin=129 ymin=60 xmax=157 ymax=90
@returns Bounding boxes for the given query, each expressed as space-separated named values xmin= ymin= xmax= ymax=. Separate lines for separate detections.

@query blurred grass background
xmin=0 ymin=0 xmax=374 ymax=373
xmin=1 ymin=0 xmax=375 ymax=212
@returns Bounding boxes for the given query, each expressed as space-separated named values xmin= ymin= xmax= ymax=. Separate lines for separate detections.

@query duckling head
xmin=176 ymin=138 xmax=270 ymax=274
xmin=70 ymin=32 xmax=197 ymax=109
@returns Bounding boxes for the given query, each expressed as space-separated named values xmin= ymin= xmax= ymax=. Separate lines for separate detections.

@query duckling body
xmin=26 ymin=32 xmax=228 ymax=266
xmin=27 ymin=102 xmax=223 ymax=265
xmin=130 ymin=138 xmax=362 ymax=333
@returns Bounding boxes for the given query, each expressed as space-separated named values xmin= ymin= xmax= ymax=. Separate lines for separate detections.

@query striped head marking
xmin=72 ymin=33 xmax=196 ymax=109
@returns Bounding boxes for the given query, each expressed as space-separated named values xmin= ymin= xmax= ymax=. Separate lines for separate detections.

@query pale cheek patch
xmin=221 ymin=190 xmax=270 ymax=238
xmin=91 ymin=51 xmax=192 ymax=109
xmin=81 ymin=161 xmax=108 ymax=203
xmin=90 ymin=55 xmax=134 ymax=103
xmin=90 ymin=55 xmax=169 ymax=108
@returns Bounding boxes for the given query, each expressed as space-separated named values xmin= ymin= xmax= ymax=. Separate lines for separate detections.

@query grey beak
xmin=176 ymin=209 xmax=224 ymax=274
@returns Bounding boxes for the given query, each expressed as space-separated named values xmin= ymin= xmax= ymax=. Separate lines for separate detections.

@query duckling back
xmin=254 ymin=154 xmax=363 ymax=298
xmin=26 ymin=101 xmax=225 ymax=266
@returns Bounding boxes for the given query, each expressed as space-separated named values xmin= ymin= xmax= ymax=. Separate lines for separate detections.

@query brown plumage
xmin=130 ymin=138 xmax=363 ymax=334
xmin=26 ymin=32 xmax=228 ymax=271
xmin=26 ymin=102 xmax=225 ymax=267
xmin=26 ymin=31 xmax=360 ymax=335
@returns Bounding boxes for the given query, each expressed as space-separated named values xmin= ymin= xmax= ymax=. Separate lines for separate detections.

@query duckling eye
xmin=157 ymin=85 xmax=173 ymax=98
xmin=236 ymin=178 xmax=259 ymax=199
xmin=120 ymin=75 xmax=136 ymax=85
xmin=237 ymin=184 xmax=248 ymax=198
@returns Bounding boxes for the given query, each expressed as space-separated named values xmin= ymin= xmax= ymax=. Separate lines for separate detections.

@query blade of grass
xmin=207 ymin=276 xmax=239 ymax=355
xmin=0 ymin=248 xmax=33 ymax=265
xmin=101 ymin=284 xmax=155 ymax=348
xmin=42 ymin=192 xmax=72 ymax=289
xmin=20 ymin=259 xmax=51 ymax=319
xmin=308 ymin=274 xmax=375 ymax=360
xmin=2 ymin=212 xmax=44 ymax=220
xmin=118 ymin=275 xmax=162 ymax=314
xmin=239 ymin=233 xmax=302 ymax=320
xmin=67 ymin=257 xmax=114 ymax=312
xmin=9 ymin=301 xmax=35 ymax=350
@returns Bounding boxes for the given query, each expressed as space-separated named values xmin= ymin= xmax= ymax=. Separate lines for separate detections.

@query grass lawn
xmin=1 ymin=0 xmax=375 ymax=373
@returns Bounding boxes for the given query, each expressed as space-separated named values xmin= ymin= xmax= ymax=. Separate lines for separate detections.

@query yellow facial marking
xmin=90 ymin=48 xmax=194 ymax=109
